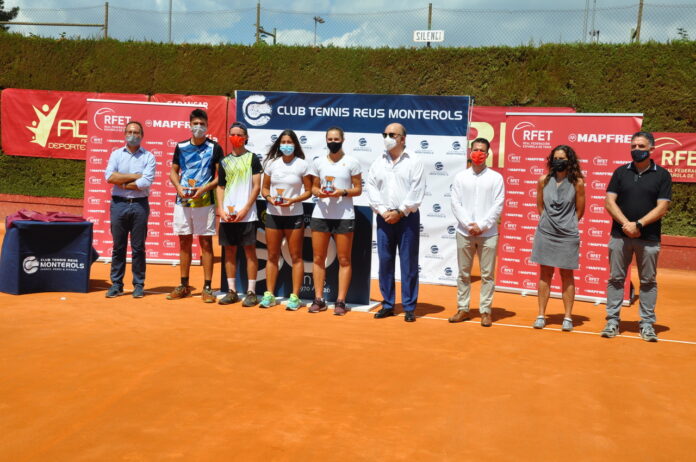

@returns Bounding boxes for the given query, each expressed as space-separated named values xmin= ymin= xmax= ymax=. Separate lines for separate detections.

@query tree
xmin=676 ymin=27 xmax=690 ymax=42
xmin=0 ymin=0 xmax=19 ymax=32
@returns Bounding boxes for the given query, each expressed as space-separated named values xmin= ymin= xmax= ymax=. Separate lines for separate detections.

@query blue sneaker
xmin=259 ymin=291 xmax=276 ymax=308
xmin=286 ymin=293 xmax=302 ymax=311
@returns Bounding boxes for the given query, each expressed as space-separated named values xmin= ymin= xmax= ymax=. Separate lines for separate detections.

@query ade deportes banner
xmin=1 ymin=88 xmax=147 ymax=160
xmin=83 ymin=99 xmax=208 ymax=264
xmin=235 ymin=90 xmax=473 ymax=286
xmin=496 ymin=113 xmax=643 ymax=304
xmin=652 ymin=132 xmax=696 ymax=183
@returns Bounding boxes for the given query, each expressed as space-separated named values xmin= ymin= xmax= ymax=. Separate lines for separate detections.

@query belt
xmin=112 ymin=196 xmax=148 ymax=203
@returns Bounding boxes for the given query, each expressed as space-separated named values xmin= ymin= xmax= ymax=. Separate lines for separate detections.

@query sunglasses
xmin=382 ymin=132 xmax=403 ymax=139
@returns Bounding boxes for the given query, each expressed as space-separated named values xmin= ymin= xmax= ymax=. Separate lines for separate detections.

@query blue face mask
xmin=125 ymin=134 xmax=141 ymax=147
xmin=191 ymin=125 xmax=207 ymax=138
xmin=279 ymin=144 xmax=295 ymax=156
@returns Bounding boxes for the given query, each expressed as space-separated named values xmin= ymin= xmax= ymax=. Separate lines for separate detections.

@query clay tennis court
xmin=1 ymin=222 xmax=695 ymax=461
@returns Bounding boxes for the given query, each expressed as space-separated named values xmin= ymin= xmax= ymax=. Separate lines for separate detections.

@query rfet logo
xmin=506 ymin=177 xmax=520 ymax=186
xmin=164 ymin=241 xmax=177 ymax=249
xmin=508 ymin=153 xmax=522 ymax=163
xmin=529 ymin=165 xmax=546 ymax=176
xmin=590 ymin=203 xmax=604 ymax=214
xmin=501 ymin=265 xmax=515 ymax=276
xmin=588 ymin=227 xmax=604 ymax=238
xmin=585 ymin=274 xmax=601 ymax=284
xmin=502 ymin=243 xmax=516 ymax=253
xmin=523 ymin=279 xmax=537 ymax=290
xmin=586 ymin=250 xmax=603 ymax=261
xmin=151 ymin=210 xmax=161 ymax=218
xmin=94 ymin=107 xmax=131 ymax=132
xmin=591 ymin=180 xmax=607 ymax=190
xmin=89 ymin=177 xmax=102 ymax=185
xmin=88 ymin=197 xmax=101 ymax=205
xmin=505 ymin=199 xmax=519 ymax=209
xmin=512 ymin=121 xmax=553 ymax=148
xmin=503 ymin=222 xmax=517 ymax=231
xmin=527 ymin=211 xmax=540 ymax=221
xmin=90 ymin=136 xmax=103 ymax=145
xmin=593 ymin=156 xmax=609 ymax=167
xmin=243 ymin=94 xmax=272 ymax=127
xmin=525 ymin=234 xmax=535 ymax=243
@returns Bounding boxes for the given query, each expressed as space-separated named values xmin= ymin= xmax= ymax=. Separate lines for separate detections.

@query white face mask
xmin=191 ymin=125 xmax=207 ymax=138
xmin=384 ymin=136 xmax=397 ymax=151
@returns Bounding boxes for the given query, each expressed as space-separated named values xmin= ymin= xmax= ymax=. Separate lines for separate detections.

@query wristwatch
xmin=635 ymin=221 xmax=644 ymax=231
xmin=342 ymin=189 xmax=348 ymax=197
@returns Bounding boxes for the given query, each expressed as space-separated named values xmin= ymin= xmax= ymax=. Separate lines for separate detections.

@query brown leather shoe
xmin=448 ymin=309 xmax=470 ymax=323
xmin=481 ymin=312 xmax=492 ymax=327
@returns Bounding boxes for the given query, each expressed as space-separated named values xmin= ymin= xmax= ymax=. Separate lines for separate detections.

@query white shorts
xmin=173 ymin=204 xmax=216 ymax=236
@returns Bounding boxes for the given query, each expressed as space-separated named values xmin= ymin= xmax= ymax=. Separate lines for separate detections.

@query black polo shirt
xmin=606 ymin=160 xmax=672 ymax=241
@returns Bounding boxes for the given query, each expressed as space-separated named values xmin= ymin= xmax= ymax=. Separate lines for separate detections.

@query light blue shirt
xmin=104 ymin=145 xmax=157 ymax=198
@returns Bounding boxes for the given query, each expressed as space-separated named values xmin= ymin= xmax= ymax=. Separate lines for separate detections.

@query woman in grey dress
xmin=530 ymin=145 xmax=585 ymax=331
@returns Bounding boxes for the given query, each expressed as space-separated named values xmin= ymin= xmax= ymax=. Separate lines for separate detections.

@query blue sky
xmin=6 ymin=1 xmax=694 ymax=47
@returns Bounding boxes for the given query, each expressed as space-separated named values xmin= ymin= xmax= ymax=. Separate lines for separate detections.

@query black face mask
xmin=631 ymin=149 xmax=650 ymax=163
xmin=551 ymin=159 xmax=569 ymax=172
xmin=327 ymin=141 xmax=343 ymax=154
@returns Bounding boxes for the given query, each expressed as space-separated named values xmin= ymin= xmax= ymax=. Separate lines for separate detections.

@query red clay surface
xmin=1 ymin=224 xmax=695 ymax=461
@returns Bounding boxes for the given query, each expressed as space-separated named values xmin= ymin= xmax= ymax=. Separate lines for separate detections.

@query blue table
xmin=0 ymin=221 xmax=98 ymax=294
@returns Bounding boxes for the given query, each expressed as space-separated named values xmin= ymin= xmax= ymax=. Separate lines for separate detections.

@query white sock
xmin=248 ymin=279 xmax=256 ymax=292
xmin=227 ymin=278 xmax=235 ymax=292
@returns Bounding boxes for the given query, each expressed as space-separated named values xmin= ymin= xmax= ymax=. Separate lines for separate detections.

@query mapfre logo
xmin=94 ymin=107 xmax=131 ymax=132
xmin=243 ymin=94 xmax=272 ymax=127
xmin=570 ymin=133 xmax=632 ymax=144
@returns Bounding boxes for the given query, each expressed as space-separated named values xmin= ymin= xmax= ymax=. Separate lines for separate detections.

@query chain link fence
xmin=5 ymin=3 xmax=695 ymax=47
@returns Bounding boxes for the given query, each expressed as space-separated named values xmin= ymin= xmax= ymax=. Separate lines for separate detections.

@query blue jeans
xmin=376 ymin=211 xmax=420 ymax=312
xmin=110 ymin=198 xmax=149 ymax=288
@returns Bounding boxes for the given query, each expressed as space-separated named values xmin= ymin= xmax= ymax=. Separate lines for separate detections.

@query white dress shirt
xmin=366 ymin=151 xmax=426 ymax=217
xmin=450 ymin=166 xmax=505 ymax=237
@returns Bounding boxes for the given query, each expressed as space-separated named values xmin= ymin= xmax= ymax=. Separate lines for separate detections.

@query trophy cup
xmin=274 ymin=188 xmax=285 ymax=205
xmin=185 ymin=178 xmax=196 ymax=197
xmin=227 ymin=205 xmax=237 ymax=221
xmin=322 ymin=176 xmax=335 ymax=194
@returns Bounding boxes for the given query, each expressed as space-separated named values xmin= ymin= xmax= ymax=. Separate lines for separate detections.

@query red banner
xmin=497 ymin=113 xmax=643 ymax=304
xmin=150 ymin=94 xmax=228 ymax=150
xmin=470 ymin=106 xmax=575 ymax=168
xmin=0 ymin=88 xmax=147 ymax=160
xmin=653 ymin=132 xmax=696 ymax=183
xmin=225 ymin=98 xmax=237 ymax=153
xmin=84 ymin=100 xmax=207 ymax=264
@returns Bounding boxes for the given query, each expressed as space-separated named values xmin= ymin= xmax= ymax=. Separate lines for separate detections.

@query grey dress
xmin=530 ymin=176 xmax=579 ymax=270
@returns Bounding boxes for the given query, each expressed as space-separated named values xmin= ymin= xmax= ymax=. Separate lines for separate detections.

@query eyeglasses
xmin=382 ymin=132 xmax=403 ymax=139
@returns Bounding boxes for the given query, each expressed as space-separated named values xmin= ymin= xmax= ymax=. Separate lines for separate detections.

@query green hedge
xmin=0 ymin=34 xmax=694 ymax=235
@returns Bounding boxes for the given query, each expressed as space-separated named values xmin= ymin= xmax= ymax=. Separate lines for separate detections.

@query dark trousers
xmin=110 ymin=198 xmax=149 ymax=288
xmin=376 ymin=210 xmax=420 ymax=312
